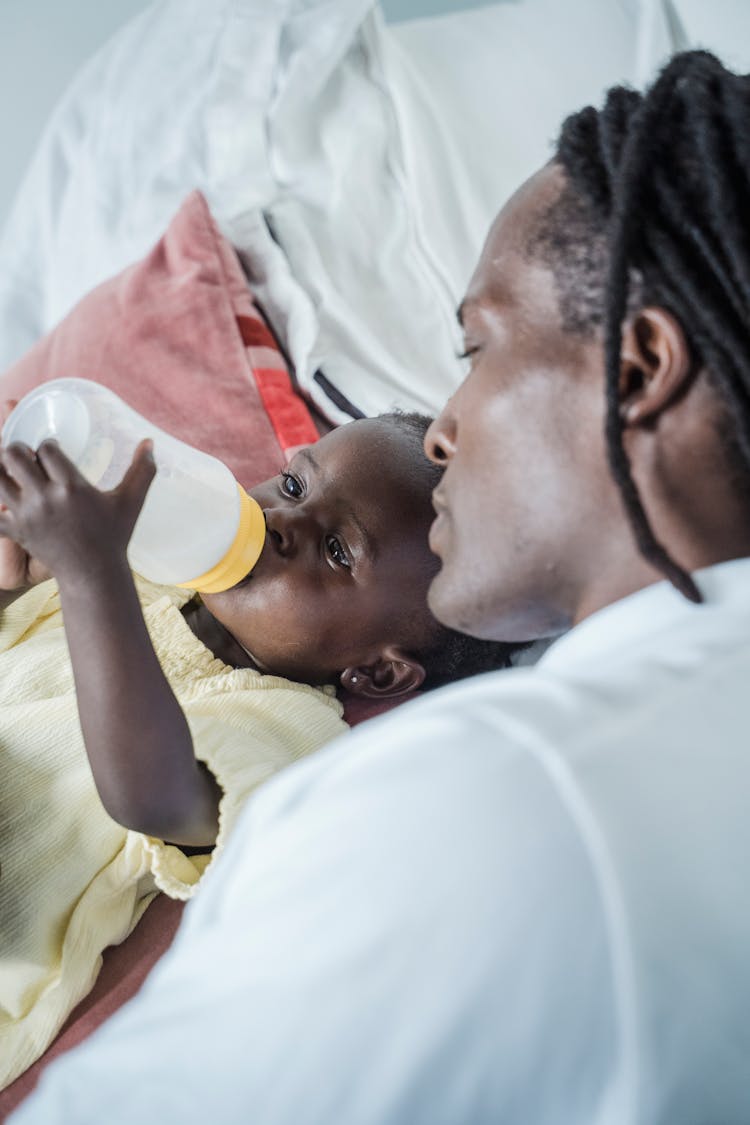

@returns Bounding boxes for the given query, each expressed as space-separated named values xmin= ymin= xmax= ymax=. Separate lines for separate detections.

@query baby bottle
xmin=1 ymin=378 xmax=266 ymax=592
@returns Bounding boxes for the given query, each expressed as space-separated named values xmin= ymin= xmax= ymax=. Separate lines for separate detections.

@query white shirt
xmin=12 ymin=559 xmax=750 ymax=1124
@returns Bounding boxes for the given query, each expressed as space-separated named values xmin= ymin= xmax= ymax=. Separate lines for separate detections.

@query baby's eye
xmin=326 ymin=535 xmax=351 ymax=568
xmin=280 ymin=471 xmax=303 ymax=498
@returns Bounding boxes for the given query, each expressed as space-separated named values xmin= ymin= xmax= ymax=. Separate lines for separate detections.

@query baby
xmin=0 ymin=410 xmax=518 ymax=1087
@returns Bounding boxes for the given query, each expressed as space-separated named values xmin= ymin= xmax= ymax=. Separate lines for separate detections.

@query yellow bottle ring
xmin=177 ymin=485 xmax=265 ymax=594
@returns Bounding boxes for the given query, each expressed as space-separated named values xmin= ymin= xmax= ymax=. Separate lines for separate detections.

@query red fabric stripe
xmin=235 ymin=307 xmax=319 ymax=453
xmin=253 ymin=367 xmax=319 ymax=452
xmin=236 ymin=314 xmax=277 ymax=350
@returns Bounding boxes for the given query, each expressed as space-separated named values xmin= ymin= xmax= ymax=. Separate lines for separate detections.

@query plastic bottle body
xmin=1 ymin=379 xmax=265 ymax=590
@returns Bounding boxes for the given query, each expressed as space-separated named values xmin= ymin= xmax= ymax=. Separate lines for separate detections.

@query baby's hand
xmin=0 ymin=531 xmax=52 ymax=591
xmin=0 ymin=438 xmax=156 ymax=588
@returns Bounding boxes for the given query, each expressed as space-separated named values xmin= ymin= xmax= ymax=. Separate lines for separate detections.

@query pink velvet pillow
xmin=0 ymin=190 xmax=319 ymax=482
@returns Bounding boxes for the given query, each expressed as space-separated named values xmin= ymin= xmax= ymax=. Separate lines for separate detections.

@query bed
xmin=0 ymin=0 xmax=728 ymax=1111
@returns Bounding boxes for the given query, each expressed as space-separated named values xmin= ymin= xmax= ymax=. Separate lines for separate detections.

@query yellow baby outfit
xmin=0 ymin=578 xmax=347 ymax=1088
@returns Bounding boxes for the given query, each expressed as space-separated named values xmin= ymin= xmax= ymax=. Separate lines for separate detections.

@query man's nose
xmin=424 ymin=403 xmax=457 ymax=465
xmin=264 ymin=505 xmax=317 ymax=558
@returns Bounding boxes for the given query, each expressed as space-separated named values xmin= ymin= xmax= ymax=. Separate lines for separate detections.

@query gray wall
xmin=0 ymin=0 xmax=491 ymax=228
xmin=382 ymin=0 xmax=494 ymax=16
xmin=0 ymin=0 xmax=149 ymax=225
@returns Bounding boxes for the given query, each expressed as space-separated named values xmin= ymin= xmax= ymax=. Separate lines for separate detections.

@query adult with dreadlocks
xmin=11 ymin=49 xmax=750 ymax=1125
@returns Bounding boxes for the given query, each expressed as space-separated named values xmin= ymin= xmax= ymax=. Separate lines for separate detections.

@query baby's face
xmin=200 ymin=419 xmax=440 ymax=684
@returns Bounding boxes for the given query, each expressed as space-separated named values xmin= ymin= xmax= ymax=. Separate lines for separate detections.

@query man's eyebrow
xmin=295 ymin=446 xmax=377 ymax=565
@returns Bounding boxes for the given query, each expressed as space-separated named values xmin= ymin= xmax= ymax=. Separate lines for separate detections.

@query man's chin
xmin=428 ymin=570 xmax=516 ymax=642
xmin=427 ymin=569 xmax=475 ymax=635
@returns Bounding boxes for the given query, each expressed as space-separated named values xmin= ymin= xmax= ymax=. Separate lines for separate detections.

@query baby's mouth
xmin=230 ymin=525 xmax=280 ymax=591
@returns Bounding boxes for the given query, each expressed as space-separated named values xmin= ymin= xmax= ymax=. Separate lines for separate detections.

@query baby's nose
xmin=264 ymin=506 xmax=316 ymax=559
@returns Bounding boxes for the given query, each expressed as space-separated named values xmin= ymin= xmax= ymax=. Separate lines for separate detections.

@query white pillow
xmin=383 ymin=0 xmax=641 ymax=305
xmin=262 ymin=0 xmax=748 ymax=419
xmin=262 ymin=0 xmax=642 ymax=418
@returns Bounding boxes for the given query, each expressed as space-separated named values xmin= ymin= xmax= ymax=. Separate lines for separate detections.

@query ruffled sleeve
xmin=0 ymin=579 xmax=64 ymax=649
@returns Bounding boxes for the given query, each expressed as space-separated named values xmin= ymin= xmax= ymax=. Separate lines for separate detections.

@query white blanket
xmin=0 ymin=0 xmax=737 ymax=423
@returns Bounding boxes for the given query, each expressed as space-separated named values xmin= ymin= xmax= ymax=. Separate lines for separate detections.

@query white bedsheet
xmin=0 ymin=0 xmax=741 ymax=423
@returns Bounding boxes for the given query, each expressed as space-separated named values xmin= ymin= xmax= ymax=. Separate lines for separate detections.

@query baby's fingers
xmin=0 ymin=510 xmax=16 ymax=540
xmin=117 ymin=439 xmax=156 ymax=511
xmin=0 ymin=456 xmax=20 ymax=506
xmin=36 ymin=439 xmax=83 ymax=485
xmin=2 ymin=443 xmax=48 ymax=490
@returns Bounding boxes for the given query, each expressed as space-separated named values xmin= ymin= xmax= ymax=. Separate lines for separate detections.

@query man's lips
xmin=431 ymin=488 xmax=449 ymax=553
xmin=431 ymin=486 xmax=448 ymax=515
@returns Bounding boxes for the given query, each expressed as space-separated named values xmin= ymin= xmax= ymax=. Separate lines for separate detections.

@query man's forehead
xmin=462 ymin=164 xmax=567 ymax=314
xmin=484 ymin=164 xmax=566 ymax=260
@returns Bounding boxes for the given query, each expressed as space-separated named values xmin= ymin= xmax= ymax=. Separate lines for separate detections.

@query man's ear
xmin=339 ymin=646 xmax=426 ymax=699
xmin=618 ymin=307 xmax=694 ymax=426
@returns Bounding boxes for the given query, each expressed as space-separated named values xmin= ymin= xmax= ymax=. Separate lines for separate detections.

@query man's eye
xmin=326 ymin=535 xmax=351 ymax=568
xmin=456 ymin=345 xmax=479 ymax=361
xmin=280 ymin=472 xmax=303 ymax=498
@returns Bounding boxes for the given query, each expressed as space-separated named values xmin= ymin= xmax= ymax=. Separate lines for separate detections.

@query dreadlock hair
xmin=377 ymin=410 xmax=529 ymax=688
xmin=529 ymin=50 xmax=750 ymax=603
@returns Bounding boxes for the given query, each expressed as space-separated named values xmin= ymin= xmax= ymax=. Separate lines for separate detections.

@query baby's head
xmin=201 ymin=414 xmax=519 ymax=694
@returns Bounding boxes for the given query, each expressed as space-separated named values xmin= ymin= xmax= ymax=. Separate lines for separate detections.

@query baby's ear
xmin=340 ymin=646 xmax=425 ymax=699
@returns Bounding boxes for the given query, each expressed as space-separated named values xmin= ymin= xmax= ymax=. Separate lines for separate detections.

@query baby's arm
xmin=0 ymin=439 xmax=221 ymax=847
